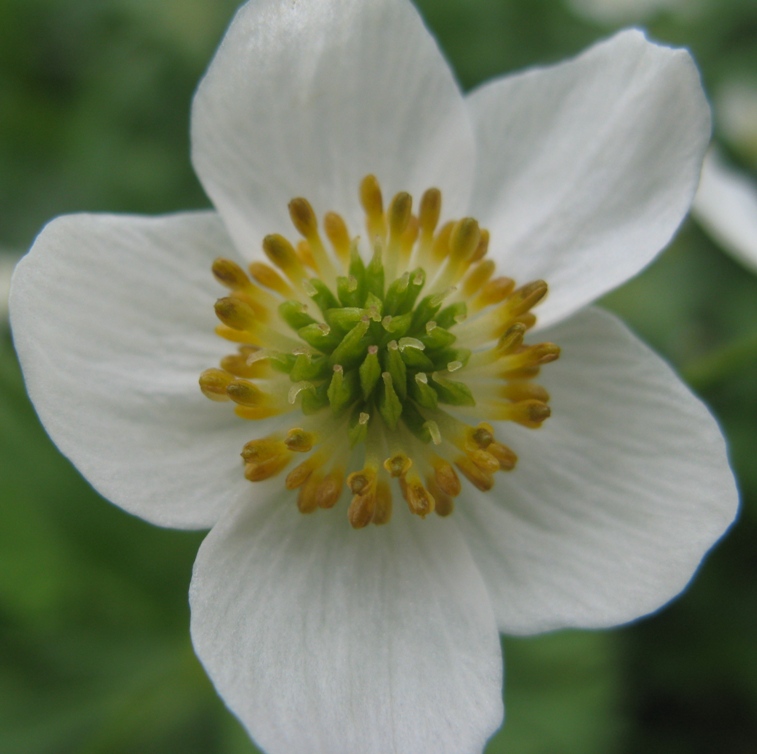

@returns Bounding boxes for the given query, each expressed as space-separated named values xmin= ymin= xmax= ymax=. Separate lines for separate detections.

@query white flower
xmin=693 ymin=149 xmax=757 ymax=274
xmin=9 ymin=1 xmax=737 ymax=753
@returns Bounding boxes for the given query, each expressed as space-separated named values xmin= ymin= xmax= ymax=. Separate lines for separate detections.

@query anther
xmin=220 ymin=348 xmax=269 ymax=379
xmin=372 ymin=479 xmax=393 ymax=525
xmin=498 ymin=343 xmax=561 ymax=374
xmin=285 ymin=454 xmax=325 ymax=490
xmin=431 ymin=221 xmax=454 ymax=261
xmin=504 ymin=280 xmax=548 ymax=318
xmin=262 ymin=234 xmax=306 ymax=281
xmin=455 ymin=456 xmax=494 ymax=491
xmin=214 ymin=297 xmax=257 ymax=332
xmin=474 ymin=277 xmax=516 ymax=309
xmin=427 ymin=476 xmax=454 ymax=517
xmin=226 ymin=379 xmax=266 ymax=407
xmin=449 ymin=218 xmax=481 ymax=263
xmin=199 ymin=369 xmax=234 ymax=401
xmin=359 ymin=174 xmax=386 ymax=240
xmin=432 ymin=459 xmax=461 ymax=497
xmin=288 ymin=197 xmax=319 ymax=240
xmin=212 ymin=258 xmax=251 ymax=290
xmin=323 ymin=212 xmax=351 ymax=263
xmin=348 ymin=491 xmax=376 ymax=529
xmin=284 ymin=428 xmax=315 ymax=452
xmin=497 ymin=323 xmax=527 ymax=353
xmin=297 ymin=473 xmax=322 ymax=514
xmin=470 ymin=423 xmax=495 ymax=450
xmin=388 ymin=192 xmax=412 ymax=241
xmin=500 ymin=382 xmax=550 ymax=403
xmin=248 ymin=262 xmax=295 ymax=298
xmin=399 ymin=215 xmax=419 ymax=257
xmin=418 ymin=188 xmax=442 ymax=244
xmin=493 ymin=400 xmax=552 ymax=428
xmin=383 ymin=452 xmax=412 ymax=478
xmin=315 ymin=469 xmax=344 ymax=509
xmin=241 ymin=438 xmax=283 ymax=463
xmin=296 ymin=240 xmax=317 ymax=270
xmin=470 ymin=228 xmax=490 ymax=263
xmin=468 ymin=448 xmax=500 ymax=474
xmin=244 ymin=455 xmax=291 ymax=481
xmin=462 ymin=259 xmax=495 ymax=297
xmin=401 ymin=474 xmax=435 ymax=518
xmin=347 ymin=467 xmax=377 ymax=496
xmin=487 ymin=442 xmax=518 ymax=471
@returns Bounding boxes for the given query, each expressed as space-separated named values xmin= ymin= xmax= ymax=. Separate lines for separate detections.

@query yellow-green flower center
xmin=200 ymin=175 xmax=559 ymax=528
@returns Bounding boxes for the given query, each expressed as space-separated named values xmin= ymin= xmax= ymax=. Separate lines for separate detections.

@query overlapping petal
xmin=190 ymin=490 xmax=503 ymax=754
xmin=455 ymin=307 xmax=737 ymax=634
xmin=192 ymin=0 xmax=476 ymax=256
xmin=467 ymin=30 xmax=710 ymax=327
xmin=693 ymin=149 xmax=757 ymax=274
xmin=10 ymin=212 xmax=255 ymax=529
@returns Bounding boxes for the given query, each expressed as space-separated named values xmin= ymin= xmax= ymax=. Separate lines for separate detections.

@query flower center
xmin=200 ymin=175 xmax=559 ymax=528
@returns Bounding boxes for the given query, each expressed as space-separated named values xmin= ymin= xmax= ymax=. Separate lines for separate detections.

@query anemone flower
xmin=10 ymin=1 xmax=737 ymax=752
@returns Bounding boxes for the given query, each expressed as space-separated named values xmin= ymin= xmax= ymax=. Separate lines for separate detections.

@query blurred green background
xmin=1 ymin=0 xmax=756 ymax=752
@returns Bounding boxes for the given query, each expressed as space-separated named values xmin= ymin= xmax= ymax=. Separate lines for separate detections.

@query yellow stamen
xmin=359 ymin=174 xmax=386 ymax=241
xmin=487 ymin=399 xmax=552 ymax=428
xmin=487 ymin=442 xmax=518 ymax=471
xmin=400 ymin=473 xmax=435 ymax=518
xmin=323 ymin=212 xmax=351 ymax=263
xmin=212 ymin=258 xmax=252 ymax=291
xmin=315 ymin=469 xmax=344 ymax=509
xmin=297 ymin=472 xmax=323 ymax=514
xmin=199 ymin=368 xmax=234 ymax=401
xmin=432 ymin=458 xmax=461 ymax=497
xmin=244 ymin=455 xmax=291 ymax=481
xmin=472 ymin=276 xmax=516 ymax=310
xmin=455 ymin=456 xmax=494 ymax=492
xmin=500 ymin=382 xmax=550 ymax=403
xmin=297 ymin=240 xmax=318 ymax=271
xmin=214 ymin=296 xmax=258 ymax=332
xmin=372 ymin=478 xmax=393 ymax=525
xmin=383 ymin=452 xmax=412 ymax=478
xmin=262 ymin=234 xmax=307 ymax=283
xmin=220 ymin=348 xmax=271 ymax=379
xmin=200 ymin=174 xmax=560 ymax=528
xmin=249 ymin=262 xmax=296 ymax=298
xmin=226 ymin=378 xmax=268 ymax=408
xmin=418 ymin=188 xmax=442 ymax=247
xmin=470 ymin=228 xmax=490 ymax=263
xmin=286 ymin=452 xmax=327 ymax=490
xmin=461 ymin=259 xmax=495 ymax=298
xmin=284 ymin=428 xmax=316 ymax=453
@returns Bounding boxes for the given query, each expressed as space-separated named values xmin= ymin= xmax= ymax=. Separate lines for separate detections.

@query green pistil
xmin=272 ymin=261 xmax=474 ymax=446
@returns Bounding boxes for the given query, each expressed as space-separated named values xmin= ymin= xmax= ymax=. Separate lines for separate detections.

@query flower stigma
xmin=200 ymin=176 xmax=560 ymax=528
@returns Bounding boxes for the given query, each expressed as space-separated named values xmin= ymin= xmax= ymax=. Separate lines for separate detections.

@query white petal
xmin=692 ymin=148 xmax=757 ymax=274
xmin=456 ymin=307 xmax=737 ymax=634
xmin=190 ymin=493 xmax=503 ymax=754
xmin=10 ymin=212 xmax=255 ymax=529
xmin=467 ymin=30 xmax=710 ymax=327
xmin=0 ymin=253 xmax=21 ymax=322
xmin=191 ymin=0 xmax=475 ymax=254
